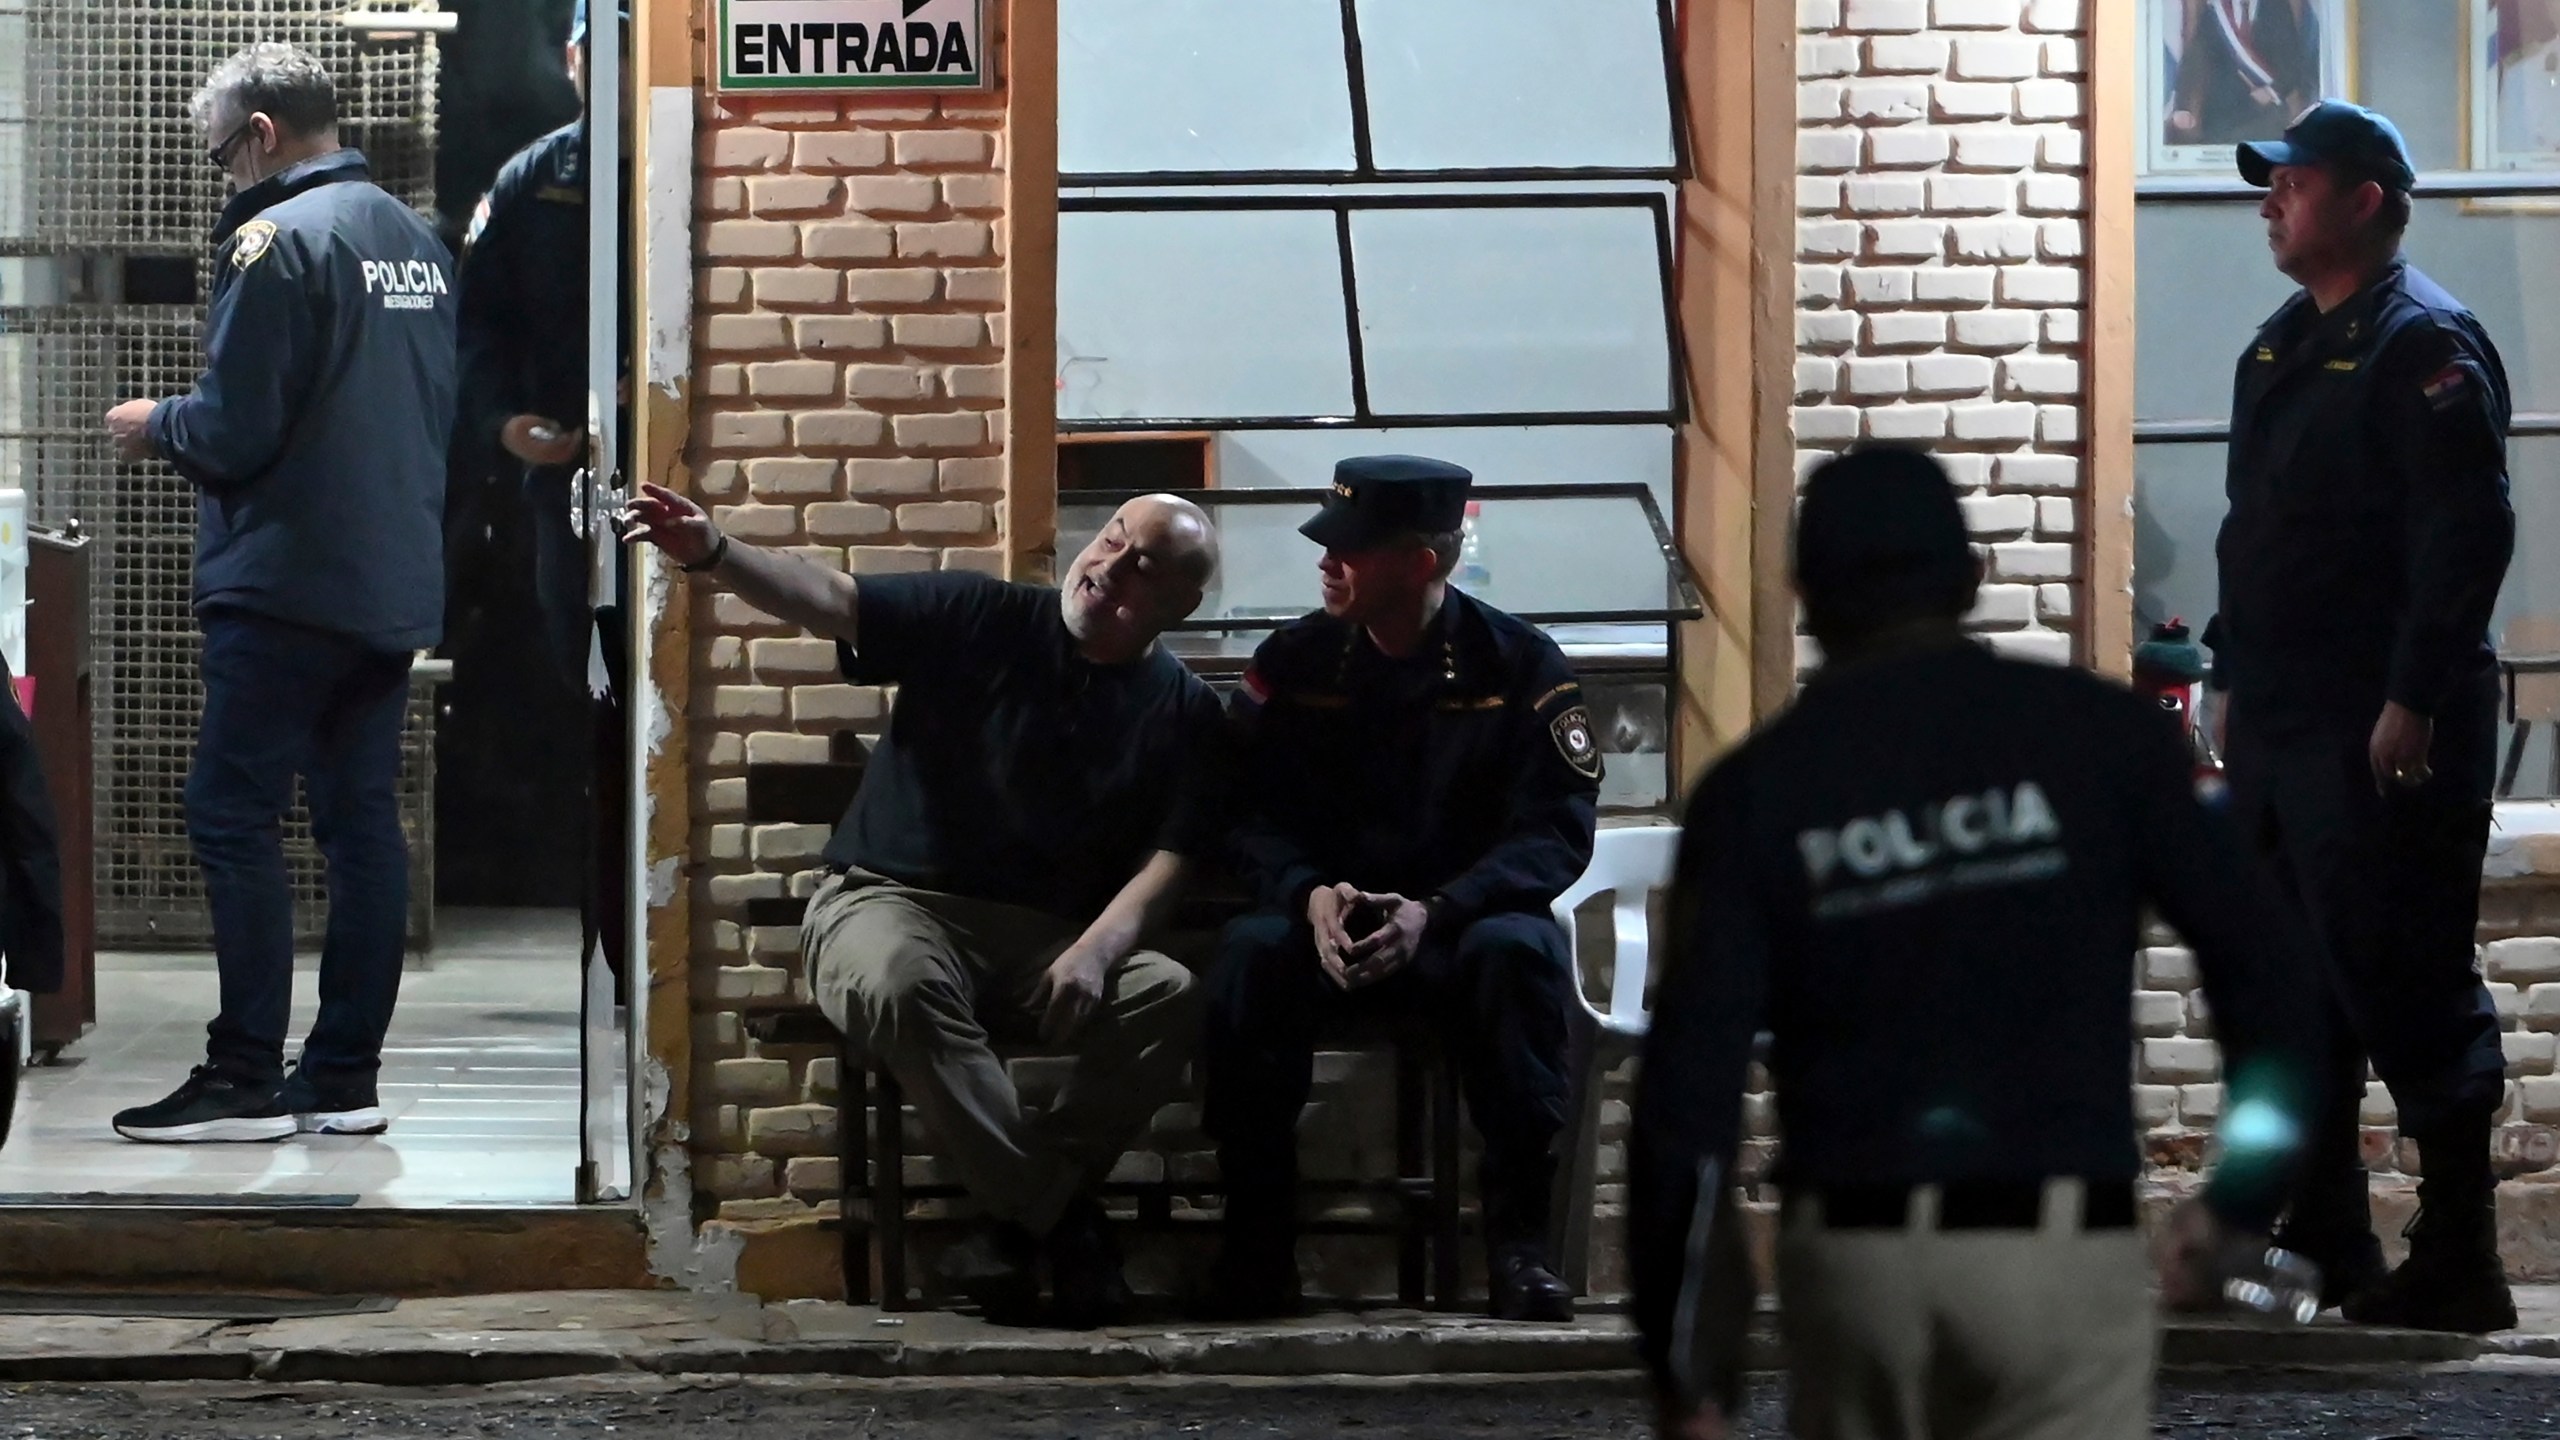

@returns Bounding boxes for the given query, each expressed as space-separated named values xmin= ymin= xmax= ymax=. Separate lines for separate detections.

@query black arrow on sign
xmin=904 ymin=0 xmax=930 ymax=14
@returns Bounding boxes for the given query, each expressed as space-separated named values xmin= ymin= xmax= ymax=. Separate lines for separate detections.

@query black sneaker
xmin=111 ymin=1067 xmax=294 ymax=1144
xmin=279 ymin=1064 xmax=389 ymax=1136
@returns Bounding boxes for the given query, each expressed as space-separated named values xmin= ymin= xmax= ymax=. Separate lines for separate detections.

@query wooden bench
xmin=741 ymin=746 xmax=1470 ymax=1311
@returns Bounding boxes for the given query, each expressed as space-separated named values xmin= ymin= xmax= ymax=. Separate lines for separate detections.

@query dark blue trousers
xmin=2226 ymin=670 xmax=2508 ymax=1238
xmin=189 ymin=610 xmax=412 ymax=1085
xmin=1202 ymin=909 xmax=1573 ymax=1246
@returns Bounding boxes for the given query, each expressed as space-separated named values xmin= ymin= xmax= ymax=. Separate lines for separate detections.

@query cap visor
xmin=2236 ymin=140 xmax=2297 ymax=187
xmin=1298 ymin=507 xmax=1369 ymax=550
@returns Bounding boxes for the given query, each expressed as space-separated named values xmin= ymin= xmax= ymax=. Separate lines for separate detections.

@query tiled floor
xmin=0 ymin=908 xmax=623 ymax=1207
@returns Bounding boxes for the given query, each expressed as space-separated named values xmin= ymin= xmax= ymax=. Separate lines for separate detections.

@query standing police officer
xmin=455 ymin=0 xmax=632 ymax=991
xmin=1633 ymin=447 xmax=2320 ymax=1440
xmin=2211 ymin=101 xmax=2518 ymax=1332
xmin=102 ymin=43 xmax=453 ymax=1142
xmin=1201 ymin=457 xmax=1598 ymax=1322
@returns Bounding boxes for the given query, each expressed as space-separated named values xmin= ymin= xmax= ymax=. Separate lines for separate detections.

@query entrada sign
xmin=715 ymin=0 xmax=987 ymax=92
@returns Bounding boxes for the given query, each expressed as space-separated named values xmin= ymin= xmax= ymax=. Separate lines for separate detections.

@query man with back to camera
xmin=2208 ymin=100 xmax=2519 ymax=1331
xmin=1199 ymin=457 xmax=1598 ymax=1322
xmin=1632 ymin=445 xmax=2322 ymax=1440
xmin=100 ymin=43 xmax=453 ymax=1143
xmin=619 ymin=482 xmax=1222 ymax=1327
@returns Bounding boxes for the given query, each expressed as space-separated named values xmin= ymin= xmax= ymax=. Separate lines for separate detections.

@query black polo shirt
xmin=819 ymin=572 xmax=1224 ymax=920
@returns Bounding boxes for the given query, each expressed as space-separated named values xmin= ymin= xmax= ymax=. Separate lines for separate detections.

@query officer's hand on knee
xmin=1341 ymin=891 xmax=1427 ymax=989
xmin=1307 ymin=883 xmax=1362 ymax=989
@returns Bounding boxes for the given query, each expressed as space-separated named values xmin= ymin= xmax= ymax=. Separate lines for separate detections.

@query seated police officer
xmin=1202 ymin=457 xmax=1598 ymax=1322
xmin=1631 ymin=447 xmax=2321 ymax=1440
xmin=620 ymin=483 xmax=1223 ymax=1327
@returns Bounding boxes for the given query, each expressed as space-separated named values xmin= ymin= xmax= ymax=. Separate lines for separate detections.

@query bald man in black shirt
xmin=623 ymin=483 xmax=1223 ymax=1329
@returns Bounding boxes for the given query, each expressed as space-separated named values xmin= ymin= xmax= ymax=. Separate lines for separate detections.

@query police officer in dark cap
xmin=455 ymin=0 xmax=635 ymax=990
xmin=2210 ymin=100 xmax=2518 ymax=1331
xmin=1200 ymin=456 xmax=1599 ymax=1321
xmin=1633 ymin=445 xmax=2321 ymax=1440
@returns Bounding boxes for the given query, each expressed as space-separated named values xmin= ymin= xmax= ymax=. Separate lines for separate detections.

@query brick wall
xmin=686 ymin=74 xmax=1011 ymax=1226
xmin=1794 ymin=0 xmax=2088 ymax=666
xmin=2134 ymin=935 xmax=2560 ymax=1189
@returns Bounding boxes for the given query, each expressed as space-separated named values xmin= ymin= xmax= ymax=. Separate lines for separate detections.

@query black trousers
xmin=2226 ymin=673 xmax=2506 ymax=1235
xmin=1201 ymin=908 xmax=1573 ymax=1246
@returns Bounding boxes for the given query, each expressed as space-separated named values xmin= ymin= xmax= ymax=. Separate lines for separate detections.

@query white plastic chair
xmin=1547 ymin=825 xmax=1680 ymax=1293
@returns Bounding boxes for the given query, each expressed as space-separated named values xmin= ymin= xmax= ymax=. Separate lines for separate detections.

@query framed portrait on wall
xmin=2471 ymin=0 xmax=2560 ymax=170
xmin=2142 ymin=0 xmax=2353 ymax=175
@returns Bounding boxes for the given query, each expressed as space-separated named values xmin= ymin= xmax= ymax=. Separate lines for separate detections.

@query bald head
xmin=1060 ymin=493 xmax=1218 ymax=661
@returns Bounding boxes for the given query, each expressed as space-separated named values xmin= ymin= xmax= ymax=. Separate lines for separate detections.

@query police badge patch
xmin=1550 ymin=704 xmax=1603 ymax=780
xmin=230 ymin=220 xmax=278 ymax=270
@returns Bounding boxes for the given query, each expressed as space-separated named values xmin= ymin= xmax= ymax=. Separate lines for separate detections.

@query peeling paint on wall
xmin=646 ymin=85 xmax=696 ymax=399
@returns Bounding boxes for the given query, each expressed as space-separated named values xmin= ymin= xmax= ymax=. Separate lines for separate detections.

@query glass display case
xmin=1057 ymin=482 xmax=1704 ymax=811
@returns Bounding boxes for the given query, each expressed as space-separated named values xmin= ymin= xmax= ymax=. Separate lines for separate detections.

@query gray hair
xmin=192 ymin=43 xmax=338 ymax=137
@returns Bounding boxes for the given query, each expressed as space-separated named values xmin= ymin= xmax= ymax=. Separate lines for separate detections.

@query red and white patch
xmin=1238 ymin=667 xmax=1270 ymax=706
xmin=2423 ymin=363 xmax=2470 ymax=410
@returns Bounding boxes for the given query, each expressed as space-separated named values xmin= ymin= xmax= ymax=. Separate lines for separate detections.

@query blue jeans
xmin=189 ymin=610 xmax=411 ymax=1085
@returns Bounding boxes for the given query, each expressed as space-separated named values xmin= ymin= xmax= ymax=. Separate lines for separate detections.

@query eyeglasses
xmin=207 ymin=115 xmax=262 ymax=172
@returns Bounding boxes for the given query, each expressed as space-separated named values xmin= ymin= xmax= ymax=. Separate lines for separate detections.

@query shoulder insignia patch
xmin=2423 ymin=363 xmax=2471 ymax=410
xmin=2253 ymin=346 xmax=2277 ymax=363
xmin=1550 ymin=704 xmax=1603 ymax=780
xmin=463 ymin=195 xmax=492 ymax=253
xmin=229 ymin=220 xmax=278 ymax=271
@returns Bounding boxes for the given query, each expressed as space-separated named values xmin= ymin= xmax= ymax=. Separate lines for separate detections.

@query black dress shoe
xmin=1191 ymin=1241 xmax=1304 ymax=1321
xmin=1046 ymin=1196 xmax=1133 ymax=1330
xmin=1488 ymin=1243 xmax=1574 ymax=1322
xmin=937 ymin=1220 xmax=1042 ymax=1326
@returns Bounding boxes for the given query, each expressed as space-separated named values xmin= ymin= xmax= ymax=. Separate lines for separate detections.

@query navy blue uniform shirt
xmin=1228 ymin=587 xmax=1600 ymax=935
xmin=456 ymin=121 xmax=595 ymax=467
xmin=148 ymin=149 xmax=453 ymax=652
xmin=2211 ymin=260 xmax=2515 ymax=732
xmin=820 ymin=573 xmax=1227 ymax=922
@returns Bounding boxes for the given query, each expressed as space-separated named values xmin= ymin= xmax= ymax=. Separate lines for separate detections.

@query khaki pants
xmin=803 ymin=868 xmax=1200 ymax=1234
xmin=1777 ymin=1182 xmax=2155 ymax=1440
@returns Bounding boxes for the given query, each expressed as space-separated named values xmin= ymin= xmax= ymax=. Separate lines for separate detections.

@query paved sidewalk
xmin=0 ymin=1286 xmax=2545 ymax=1385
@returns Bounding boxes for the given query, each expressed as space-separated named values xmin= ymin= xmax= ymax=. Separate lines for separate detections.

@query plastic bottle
xmin=1453 ymin=501 xmax=1492 ymax=593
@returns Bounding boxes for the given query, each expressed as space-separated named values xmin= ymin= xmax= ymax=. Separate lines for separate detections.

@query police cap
xmin=2237 ymin=100 xmax=2417 ymax=195
xmin=1298 ymin=455 xmax=1473 ymax=552
xmin=1793 ymin=445 xmax=1974 ymax=613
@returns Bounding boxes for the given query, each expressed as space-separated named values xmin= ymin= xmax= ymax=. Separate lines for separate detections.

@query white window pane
xmin=1058 ymin=210 xmax=1354 ymax=421
xmin=1059 ymin=0 xmax=1357 ymax=176
xmin=2141 ymin=198 xmax=2560 ymax=420
xmin=1356 ymin=0 xmax=1673 ymax=172
xmin=1350 ymin=206 xmax=1670 ymax=415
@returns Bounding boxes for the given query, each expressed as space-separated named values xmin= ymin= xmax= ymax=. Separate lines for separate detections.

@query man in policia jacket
xmin=101 ymin=42 xmax=454 ymax=1144
xmin=1632 ymin=446 xmax=2321 ymax=1440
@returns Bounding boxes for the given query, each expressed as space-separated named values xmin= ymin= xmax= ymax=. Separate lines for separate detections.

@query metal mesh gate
xmin=0 ymin=2 xmax=444 ymax=948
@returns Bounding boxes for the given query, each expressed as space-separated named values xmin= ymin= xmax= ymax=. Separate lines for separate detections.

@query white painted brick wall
xmin=1795 ymin=0 xmax=2087 ymax=663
